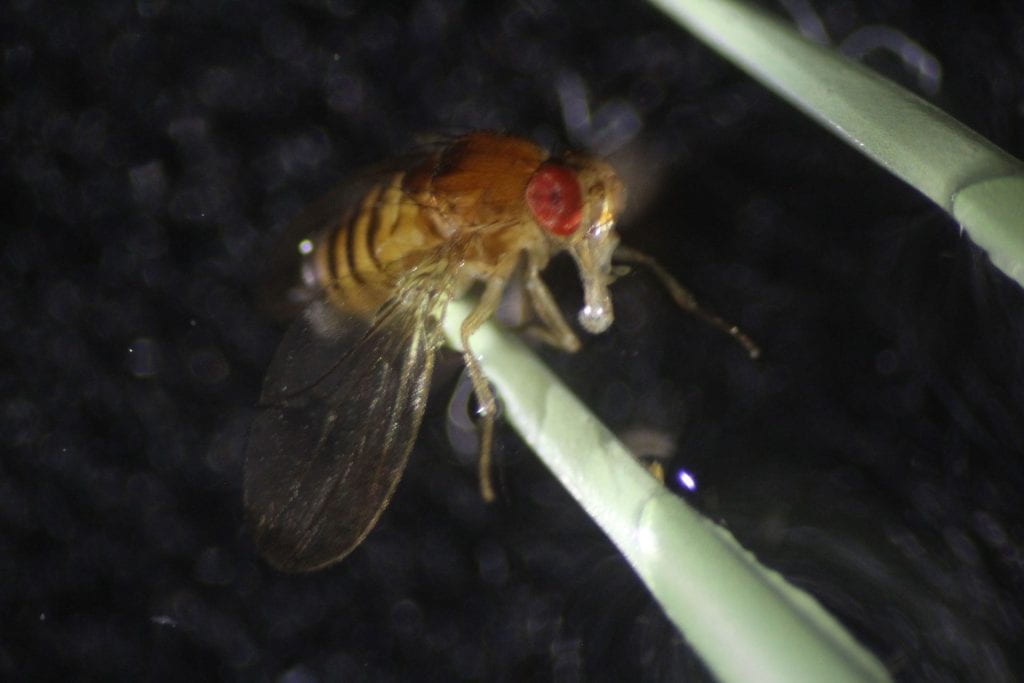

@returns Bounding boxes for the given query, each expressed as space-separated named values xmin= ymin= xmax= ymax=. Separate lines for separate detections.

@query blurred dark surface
xmin=3 ymin=0 xmax=1024 ymax=680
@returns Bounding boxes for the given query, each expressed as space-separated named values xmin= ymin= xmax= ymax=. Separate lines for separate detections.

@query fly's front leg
xmin=614 ymin=245 xmax=761 ymax=359
xmin=459 ymin=271 xmax=509 ymax=502
xmin=523 ymin=257 xmax=581 ymax=353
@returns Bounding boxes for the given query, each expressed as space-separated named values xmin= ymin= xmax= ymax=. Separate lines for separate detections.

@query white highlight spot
xmin=677 ymin=469 xmax=697 ymax=492
xmin=637 ymin=519 xmax=659 ymax=556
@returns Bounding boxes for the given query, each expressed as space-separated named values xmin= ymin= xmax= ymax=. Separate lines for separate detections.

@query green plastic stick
xmin=650 ymin=0 xmax=1024 ymax=285
xmin=443 ymin=298 xmax=890 ymax=683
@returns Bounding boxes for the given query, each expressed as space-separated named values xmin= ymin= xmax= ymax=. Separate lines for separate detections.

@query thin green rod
xmin=444 ymin=299 xmax=890 ymax=683
xmin=649 ymin=0 xmax=1024 ymax=285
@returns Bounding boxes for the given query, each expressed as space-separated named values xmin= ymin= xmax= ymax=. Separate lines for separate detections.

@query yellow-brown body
xmin=308 ymin=133 xmax=621 ymax=330
xmin=244 ymin=132 xmax=756 ymax=572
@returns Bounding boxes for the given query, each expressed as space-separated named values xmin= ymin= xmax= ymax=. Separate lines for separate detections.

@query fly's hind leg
xmin=614 ymin=245 xmax=761 ymax=359
xmin=458 ymin=272 xmax=510 ymax=502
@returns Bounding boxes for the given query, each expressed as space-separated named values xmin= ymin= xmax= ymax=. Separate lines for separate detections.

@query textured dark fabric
xmin=3 ymin=1 xmax=1024 ymax=680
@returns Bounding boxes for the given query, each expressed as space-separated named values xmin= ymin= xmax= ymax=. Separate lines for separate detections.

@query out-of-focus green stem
xmin=650 ymin=0 xmax=1024 ymax=286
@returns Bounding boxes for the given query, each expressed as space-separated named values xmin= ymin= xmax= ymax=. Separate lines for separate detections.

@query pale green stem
xmin=650 ymin=0 xmax=1024 ymax=285
xmin=443 ymin=299 xmax=891 ymax=683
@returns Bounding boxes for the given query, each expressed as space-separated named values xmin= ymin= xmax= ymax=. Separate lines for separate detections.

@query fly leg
xmin=459 ymin=271 xmax=510 ymax=502
xmin=522 ymin=257 xmax=581 ymax=353
xmin=614 ymin=245 xmax=761 ymax=359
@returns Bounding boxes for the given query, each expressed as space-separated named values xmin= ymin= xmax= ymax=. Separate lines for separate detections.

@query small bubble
xmin=276 ymin=130 xmax=330 ymax=177
xmin=475 ymin=541 xmax=509 ymax=586
xmin=127 ymin=337 xmax=161 ymax=378
xmin=128 ymin=160 xmax=167 ymax=209
xmin=167 ymin=117 xmax=209 ymax=147
xmin=278 ymin=665 xmax=317 ymax=683
xmin=390 ymin=599 xmax=424 ymax=640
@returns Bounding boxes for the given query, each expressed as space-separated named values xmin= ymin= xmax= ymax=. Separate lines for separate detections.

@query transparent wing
xmin=244 ymin=282 xmax=448 ymax=572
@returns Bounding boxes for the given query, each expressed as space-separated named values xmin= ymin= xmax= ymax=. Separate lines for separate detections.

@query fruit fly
xmin=245 ymin=131 xmax=758 ymax=572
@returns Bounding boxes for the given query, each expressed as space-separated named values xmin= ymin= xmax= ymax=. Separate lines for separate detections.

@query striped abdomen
xmin=314 ymin=171 xmax=450 ymax=315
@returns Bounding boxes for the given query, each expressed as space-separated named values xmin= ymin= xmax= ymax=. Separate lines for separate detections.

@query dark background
xmin=4 ymin=0 xmax=1024 ymax=680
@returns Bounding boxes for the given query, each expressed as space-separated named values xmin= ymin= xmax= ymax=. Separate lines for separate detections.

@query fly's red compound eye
xmin=526 ymin=163 xmax=583 ymax=236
